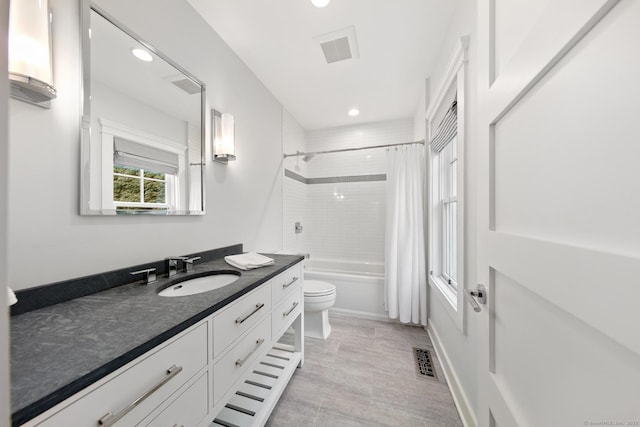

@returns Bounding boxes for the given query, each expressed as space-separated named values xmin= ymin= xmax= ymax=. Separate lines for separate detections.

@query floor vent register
xmin=413 ymin=347 xmax=437 ymax=380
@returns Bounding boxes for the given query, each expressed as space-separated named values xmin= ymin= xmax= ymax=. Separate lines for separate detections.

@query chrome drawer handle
xmin=235 ymin=303 xmax=265 ymax=324
xmin=98 ymin=365 xmax=183 ymax=426
xmin=282 ymin=277 xmax=298 ymax=288
xmin=283 ymin=301 xmax=299 ymax=317
xmin=235 ymin=338 xmax=265 ymax=367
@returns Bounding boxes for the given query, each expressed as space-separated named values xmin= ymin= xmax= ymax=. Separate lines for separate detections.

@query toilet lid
xmin=304 ymin=280 xmax=336 ymax=296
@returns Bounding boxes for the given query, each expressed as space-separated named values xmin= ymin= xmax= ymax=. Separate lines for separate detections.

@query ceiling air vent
xmin=314 ymin=26 xmax=360 ymax=64
xmin=164 ymin=74 xmax=201 ymax=95
xmin=171 ymin=78 xmax=201 ymax=95
xmin=320 ymin=36 xmax=352 ymax=63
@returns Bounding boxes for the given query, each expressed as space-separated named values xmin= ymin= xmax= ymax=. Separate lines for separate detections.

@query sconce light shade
xmin=212 ymin=110 xmax=236 ymax=163
xmin=8 ymin=0 xmax=57 ymax=108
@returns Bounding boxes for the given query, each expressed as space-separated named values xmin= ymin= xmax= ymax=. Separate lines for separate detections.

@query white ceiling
xmin=187 ymin=0 xmax=457 ymax=130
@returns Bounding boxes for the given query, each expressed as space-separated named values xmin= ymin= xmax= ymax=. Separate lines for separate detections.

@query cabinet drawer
xmin=36 ymin=323 xmax=208 ymax=427
xmin=272 ymin=288 xmax=302 ymax=341
xmin=271 ymin=264 xmax=302 ymax=305
xmin=145 ymin=372 xmax=209 ymax=427
xmin=213 ymin=284 xmax=271 ymax=359
xmin=213 ymin=315 xmax=271 ymax=406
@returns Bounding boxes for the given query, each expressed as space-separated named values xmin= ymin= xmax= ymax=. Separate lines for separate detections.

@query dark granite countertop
xmin=10 ymin=253 xmax=304 ymax=425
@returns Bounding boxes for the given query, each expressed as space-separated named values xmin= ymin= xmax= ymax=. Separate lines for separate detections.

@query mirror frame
xmin=79 ymin=1 xmax=206 ymax=215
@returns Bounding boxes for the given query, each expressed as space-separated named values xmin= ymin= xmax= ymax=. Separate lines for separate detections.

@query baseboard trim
xmin=427 ymin=322 xmax=477 ymax=427
xmin=329 ymin=307 xmax=390 ymax=322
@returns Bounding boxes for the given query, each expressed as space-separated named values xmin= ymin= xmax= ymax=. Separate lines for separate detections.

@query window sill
xmin=430 ymin=276 xmax=457 ymax=310
xmin=429 ymin=275 xmax=465 ymax=334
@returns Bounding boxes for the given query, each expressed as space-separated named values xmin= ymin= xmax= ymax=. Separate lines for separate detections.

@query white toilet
xmin=303 ymin=280 xmax=337 ymax=340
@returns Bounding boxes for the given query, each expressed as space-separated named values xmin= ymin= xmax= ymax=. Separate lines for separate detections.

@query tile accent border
xmin=308 ymin=174 xmax=386 ymax=184
xmin=284 ymin=168 xmax=307 ymax=184
xmin=284 ymin=168 xmax=386 ymax=185
xmin=10 ymin=244 xmax=244 ymax=316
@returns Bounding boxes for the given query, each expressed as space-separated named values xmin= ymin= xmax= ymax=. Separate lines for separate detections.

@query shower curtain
xmin=384 ymin=144 xmax=427 ymax=325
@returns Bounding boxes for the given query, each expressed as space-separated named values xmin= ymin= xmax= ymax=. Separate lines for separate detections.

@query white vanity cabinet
xmin=21 ymin=262 xmax=303 ymax=427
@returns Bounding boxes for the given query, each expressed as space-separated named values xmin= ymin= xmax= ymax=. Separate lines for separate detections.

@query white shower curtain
xmin=384 ymin=144 xmax=427 ymax=325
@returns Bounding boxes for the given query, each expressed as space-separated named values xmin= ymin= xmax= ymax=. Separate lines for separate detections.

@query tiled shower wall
xmin=282 ymin=119 xmax=413 ymax=266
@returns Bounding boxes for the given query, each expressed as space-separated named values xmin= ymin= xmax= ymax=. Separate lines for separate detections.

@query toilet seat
xmin=304 ymin=280 xmax=336 ymax=297
xmin=304 ymin=292 xmax=335 ymax=304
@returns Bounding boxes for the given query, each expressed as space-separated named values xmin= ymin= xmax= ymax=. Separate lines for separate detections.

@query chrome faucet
xmin=165 ymin=256 xmax=188 ymax=277
xmin=181 ymin=256 xmax=201 ymax=273
xmin=130 ymin=268 xmax=157 ymax=285
xmin=165 ymin=256 xmax=202 ymax=276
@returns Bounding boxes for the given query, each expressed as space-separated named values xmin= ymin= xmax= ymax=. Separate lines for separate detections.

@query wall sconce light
xmin=8 ymin=0 xmax=57 ymax=108
xmin=311 ymin=0 xmax=331 ymax=7
xmin=212 ymin=109 xmax=236 ymax=164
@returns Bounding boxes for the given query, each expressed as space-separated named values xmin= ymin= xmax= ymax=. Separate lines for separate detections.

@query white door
xmin=476 ymin=0 xmax=640 ymax=425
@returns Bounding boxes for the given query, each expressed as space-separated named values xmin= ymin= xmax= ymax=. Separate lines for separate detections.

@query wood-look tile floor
xmin=266 ymin=314 xmax=463 ymax=427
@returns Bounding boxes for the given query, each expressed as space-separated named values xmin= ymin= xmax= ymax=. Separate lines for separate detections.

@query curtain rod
xmin=283 ymin=139 xmax=425 ymax=159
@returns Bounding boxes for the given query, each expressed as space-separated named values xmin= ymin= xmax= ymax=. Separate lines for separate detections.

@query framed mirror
xmin=80 ymin=3 xmax=205 ymax=215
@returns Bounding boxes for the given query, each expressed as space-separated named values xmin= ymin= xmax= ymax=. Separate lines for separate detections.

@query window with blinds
xmin=430 ymin=96 xmax=459 ymax=292
xmin=112 ymin=137 xmax=178 ymax=211
xmin=426 ymin=35 xmax=468 ymax=326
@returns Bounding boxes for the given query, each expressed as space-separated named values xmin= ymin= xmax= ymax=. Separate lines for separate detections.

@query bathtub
xmin=303 ymin=258 xmax=388 ymax=321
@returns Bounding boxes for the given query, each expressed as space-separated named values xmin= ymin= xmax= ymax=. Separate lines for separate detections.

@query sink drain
xmin=413 ymin=347 xmax=437 ymax=380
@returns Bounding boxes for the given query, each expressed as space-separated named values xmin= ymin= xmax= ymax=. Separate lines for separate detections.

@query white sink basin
xmin=158 ymin=272 xmax=240 ymax=297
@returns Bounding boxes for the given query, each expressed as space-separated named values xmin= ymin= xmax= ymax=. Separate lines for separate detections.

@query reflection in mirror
xmin=80 ymin=4 xmax=205 ymax=215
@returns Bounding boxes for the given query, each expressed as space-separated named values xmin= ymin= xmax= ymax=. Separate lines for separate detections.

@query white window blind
xmin=430 ymin=99 xmax=458 ymax=153
xmin=113 ymin=137 xmax=179 ymax=175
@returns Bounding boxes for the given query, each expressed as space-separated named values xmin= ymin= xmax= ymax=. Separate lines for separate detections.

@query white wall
xmin=306 ymin=120 xmax=412 ymax=177
xmin=1 ymin=0 xmax=11 ymax=422
xmin=282 ymin=108 xmax=308 ymax=178
xmin=7 ymin=0 xmax=292 ymax=290
xmin=413 ymin=79 xmax=428 ymax=141
xmin=417 ymin=0 xmax=480 ymax=423
xmin=92 ymin=81 xmax=189 ymax=146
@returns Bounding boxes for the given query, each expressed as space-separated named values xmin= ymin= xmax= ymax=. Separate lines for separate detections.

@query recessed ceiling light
xmin=311 ymin=0 xmax=331 ymax=8
xmin=131 ymin=48 xmax=153 ymax=62
xmin=348 ymin=108 xmax=360 ymax=117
